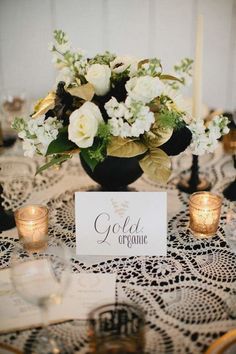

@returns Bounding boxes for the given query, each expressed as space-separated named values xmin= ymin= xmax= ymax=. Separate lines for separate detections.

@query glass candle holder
xmin=88 ymin=302 xmax=145 ymax=354
xmin=14 ymin=205 xmax=48 ymax=251
xmin=189 ymin=192 xmax=222 ymax=238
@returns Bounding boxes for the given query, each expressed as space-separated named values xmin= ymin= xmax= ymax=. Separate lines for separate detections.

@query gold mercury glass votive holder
xmin=88 ymin=302 xmax=145 ymax=354
xmin=14 ymin=205 xmax=48 ymax=251
xmin=189 ymin=192 xmax=222 ymax=238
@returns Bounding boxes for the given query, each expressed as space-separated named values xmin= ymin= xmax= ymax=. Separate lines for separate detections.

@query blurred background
xmin=0 ymin=0 xmax=235 ymax=111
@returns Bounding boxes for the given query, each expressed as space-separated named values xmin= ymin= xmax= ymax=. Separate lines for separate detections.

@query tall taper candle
xmin=192 ymin=15 xmax=203 ymax=120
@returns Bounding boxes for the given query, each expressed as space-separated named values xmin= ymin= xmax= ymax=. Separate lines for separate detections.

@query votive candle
xmin=189 ymin=192 xmax=222 ymax=238
xmin=14 ymin=205 xmax=48 ymax=250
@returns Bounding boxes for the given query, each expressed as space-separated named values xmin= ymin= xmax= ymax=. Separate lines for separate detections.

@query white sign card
xmin=75 ymin=191 xmax=167 ymax=256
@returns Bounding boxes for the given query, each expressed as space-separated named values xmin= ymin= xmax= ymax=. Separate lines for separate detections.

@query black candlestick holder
xmin=223 ymin=155 xmax=236 ymax=201
xmin=0 ymin=184 xmax=15 ymax=231
xmin=177 ymin=154 xmax=211 ymax=194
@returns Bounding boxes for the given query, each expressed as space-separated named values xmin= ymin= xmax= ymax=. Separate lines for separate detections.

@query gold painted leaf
xmin=144 ymin=114 xmax=173 ymax=148
xmin=159 ymin=74 xmax=183 ymax=83
xmin=144 ymin=127 xmax=173 ymax=148
xmin=63 ymin=148 xmax=80 ymax=155
xmin=138 ymin=59 xmax=149 ymax=69
xmin=32 ymin=91 xmax=56 ymax=118
xmin=139 ymin=149 xmax=171 ymax=184
xmin=107 ymin=137 xmax=147 ymax=158
xmin=67 ymin=83 xmax=94 ymax=101
xmin=149 ymin=98 xmax=161 ymax=113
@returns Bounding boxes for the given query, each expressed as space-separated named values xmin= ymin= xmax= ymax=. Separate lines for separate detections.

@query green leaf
xmin=36 ymin=155 xmax=70 ymax=175
xmin=80 ymin=149 xmax=99 ymax=172
xmin=158 ymin=109 xmax=184 ymax=130
xmin=46 ymin=128 xmax=78 ymax=155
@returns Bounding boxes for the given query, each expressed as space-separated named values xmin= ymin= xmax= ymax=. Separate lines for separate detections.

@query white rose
xmin=110 ymin=56 xmax=138 ymax=76
xmin=68 ymin=102 xmax=103 ymax=148
xmin=126 ymin=76 xmax=164 ymax=103
xmin=85 ymin=64 xmax=111 ymax=96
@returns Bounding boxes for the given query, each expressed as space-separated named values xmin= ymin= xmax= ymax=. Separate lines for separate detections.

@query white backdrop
xmin=0 ymin=0 xmax=235 ymax=111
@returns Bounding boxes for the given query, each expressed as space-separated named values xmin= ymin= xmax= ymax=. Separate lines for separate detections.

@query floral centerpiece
xmin=13 ymin=30 xmax=229 ymax=190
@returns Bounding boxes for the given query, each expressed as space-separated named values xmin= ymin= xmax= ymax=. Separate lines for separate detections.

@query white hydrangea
xmin=188 ymin=115 xmax=229 ymax=155
xmin=105 ymin=96 xmax=155 ymax=138
xmin=15 ymin=116 xmax=63 ymax=157
xmin=105 ymin=97 xmax=126 ymax=118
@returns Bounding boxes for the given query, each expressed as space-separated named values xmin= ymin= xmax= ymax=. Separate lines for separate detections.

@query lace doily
xmin=1 ymin=143 xmax=236 ymax=354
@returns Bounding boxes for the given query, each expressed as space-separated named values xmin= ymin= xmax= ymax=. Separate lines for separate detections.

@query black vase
xmin=161 ymin=126 xmax=192 ymax=156
xmin=80 ymin=155 xmax=143 ymax=191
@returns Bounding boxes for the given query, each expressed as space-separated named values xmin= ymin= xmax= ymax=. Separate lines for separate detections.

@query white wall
xmin=0 ymin=0 xmax=235 ymax=111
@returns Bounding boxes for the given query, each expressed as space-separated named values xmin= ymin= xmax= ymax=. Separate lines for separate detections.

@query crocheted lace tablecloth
xmin=0 ymin=141 xmax=236 ymax=354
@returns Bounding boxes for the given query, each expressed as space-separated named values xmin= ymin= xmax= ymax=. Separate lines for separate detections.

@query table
xmin=0 ymin=141 xmax=236 ymax=354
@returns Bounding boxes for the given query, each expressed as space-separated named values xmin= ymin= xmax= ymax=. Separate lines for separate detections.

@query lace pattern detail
xmin=1 ymin=143 xmax=236 ymax=353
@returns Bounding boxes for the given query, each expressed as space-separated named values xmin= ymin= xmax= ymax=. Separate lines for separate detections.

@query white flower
xmin=85 ymin=64 xmax=111 ymax=96
xmin=18 ymin=131 xmax=26 ymax=139
xmin=55 ymin=67 xmax=74 ymax=86
xmin=125 ymin=76 xmax=164 ymax=103
xmin=162 ymin=86 xmax=192 ymax=123
xmin=208 ymin=115 xmax=230 ymax=136
xmin=16 ymin=115 xmax=62 ymax=157
xmin=54 ymin=41 xmax=71 ymax=54
xmin=74 ymin=59 xmax=88 ymax=75
xmin=108 ymin=97 xmax=154 ymax=138
xmin=22 ymin=139 xmax=36 ymax=158
xmin=187 ymin=114 xmax=229 ymax=155
xmin=188 ymin=119 xmax=205 ymax=135
xmin=105 ymin=97 xmax=126 ymax=118
xmin=68 ymin=102 xmax=103 ymax=148
xmin=187 ymin=119 xmax=207 ymax=155
xmin=110 ymin=56 xmax=138 ymax=76
xmin=208 ymin=125 xmax=221 ymax=140
xmin=28 ymin=116 xmax=44 ymax=135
